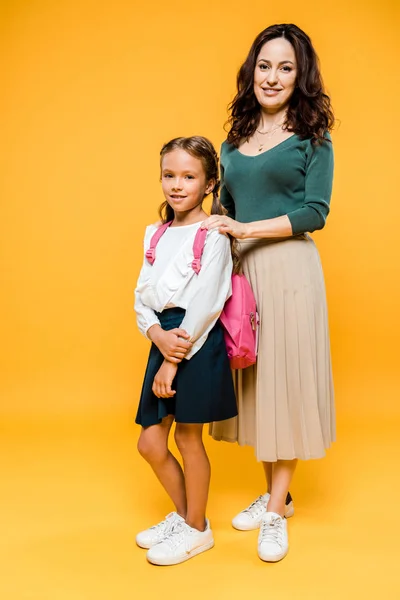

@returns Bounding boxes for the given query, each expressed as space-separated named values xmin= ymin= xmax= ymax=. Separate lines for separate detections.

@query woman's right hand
xmin=201 ymin=214 xmax=249 ymax=239
xmin=147 ymin=324 xmax=192 ymax=363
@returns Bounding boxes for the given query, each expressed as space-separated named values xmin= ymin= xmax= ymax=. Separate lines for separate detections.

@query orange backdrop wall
xmin=1 ymin=0 xmax=399 ymax=424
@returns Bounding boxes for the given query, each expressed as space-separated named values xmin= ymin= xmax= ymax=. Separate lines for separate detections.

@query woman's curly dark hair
xmin=227 ymin=24 xmax=334 ymax=146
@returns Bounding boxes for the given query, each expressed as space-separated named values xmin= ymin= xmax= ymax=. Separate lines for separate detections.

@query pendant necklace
xmin=255 ymin=121 xmax=284 ymax=152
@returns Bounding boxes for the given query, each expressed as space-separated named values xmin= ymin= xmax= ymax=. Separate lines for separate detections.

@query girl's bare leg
xmin=137 ymin=415 xmax=187 ymax=517
xmin=174 ymin=423 xmax=210 ymax=531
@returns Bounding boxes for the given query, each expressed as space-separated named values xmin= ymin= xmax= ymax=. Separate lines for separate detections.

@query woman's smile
xmin=261 ymin=88 xmax=282 ymax=96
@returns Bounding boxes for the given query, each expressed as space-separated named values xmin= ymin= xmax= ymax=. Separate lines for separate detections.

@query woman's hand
xmin=152 ymin=360 xmax=178 ymax=398
xmin=148 ymin=325 xmax=192 ymax=363
xmin=201 ymin=215 xmax=248 ymax=239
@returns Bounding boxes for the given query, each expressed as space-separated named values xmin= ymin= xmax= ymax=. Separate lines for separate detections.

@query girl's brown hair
xmin=227 ymin=24 xmax=334 ymax=146
xmin=159 ymin=136 xmax=240 ymax=272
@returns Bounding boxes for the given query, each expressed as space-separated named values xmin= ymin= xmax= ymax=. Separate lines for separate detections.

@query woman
xmin=205 ymin=23 xmax=335 ymax=562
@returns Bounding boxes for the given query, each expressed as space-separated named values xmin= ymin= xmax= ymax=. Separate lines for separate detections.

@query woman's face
xmin=253 ymin=37 xmax=297 ymax=114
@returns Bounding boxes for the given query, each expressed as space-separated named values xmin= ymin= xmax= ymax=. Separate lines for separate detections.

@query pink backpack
xmin=146 ymin=221 xmax=259 ymax=369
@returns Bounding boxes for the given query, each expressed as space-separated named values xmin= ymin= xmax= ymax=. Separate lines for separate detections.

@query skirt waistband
xmin=237 ymin=233 xmax=310 ymax=246
xmin=155 ymin=307 xmax=186 ymax=330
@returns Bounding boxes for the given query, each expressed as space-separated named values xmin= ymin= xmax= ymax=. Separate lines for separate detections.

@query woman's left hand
xmin=201 ymin=215 xmax=248 ymax=239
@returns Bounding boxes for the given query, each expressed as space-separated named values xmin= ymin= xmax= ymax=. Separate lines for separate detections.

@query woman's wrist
xmin=242 ymin=216 xmax=293 ymax=239
xmin=242 ymin=222 xmax=253 ymax=239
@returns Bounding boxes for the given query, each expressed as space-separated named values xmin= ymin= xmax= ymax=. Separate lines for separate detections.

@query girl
xmin=134 ymin=136 xmax=237 ymax=566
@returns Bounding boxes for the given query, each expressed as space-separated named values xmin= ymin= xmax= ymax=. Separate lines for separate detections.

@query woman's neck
xmin=258 ymin=108 xmax=288 ymax=131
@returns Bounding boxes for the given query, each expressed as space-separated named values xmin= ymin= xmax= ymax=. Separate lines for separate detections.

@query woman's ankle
xmin=266 ymin=498 xmax=286 ymax=517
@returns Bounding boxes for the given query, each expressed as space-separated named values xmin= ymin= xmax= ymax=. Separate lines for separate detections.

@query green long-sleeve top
xmin=220 ymin=133 xmax=334 ymax=235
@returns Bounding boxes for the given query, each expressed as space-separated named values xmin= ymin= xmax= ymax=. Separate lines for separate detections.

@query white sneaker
xmin=258 ymin=512 xmax=289 ymax=562
xmin=232 ymin=493 xmax=294 ymax=531
xmin=136 ymin=512 xmax=184 ymax=549
xmin=146 ymin=518 xmax=214 ymax=566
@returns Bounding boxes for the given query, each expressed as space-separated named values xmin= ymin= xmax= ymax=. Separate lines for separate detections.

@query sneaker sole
xmin=232 ymin=501 xmax=295 ymax=531
xmin=258 ymin=547 xmax=289 ymax=563
xmin=146 ymin=540 xmax=215 ymax=566
xmin=232 ymin=520 xmax=261 ymax=531
xmin=136 ymin=539 xmax=152 ymax=549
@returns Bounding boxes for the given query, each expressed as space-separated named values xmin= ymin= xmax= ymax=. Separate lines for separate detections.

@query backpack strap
xmin=191 ymin=227 xmax=208 ymax=274
xmin=145 ymin=221 xmax=173 ymax=264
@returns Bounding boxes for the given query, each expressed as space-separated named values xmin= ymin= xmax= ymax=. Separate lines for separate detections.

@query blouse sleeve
xmin=220 ymin=160 xmax=236 ymax=219
xmin=179 ymin=230 xmax=232 ymax=360
xmin=134 ymin=228 xmax=161 ymax=339
xmin=287 ymin=134 xmax=334 ymax=235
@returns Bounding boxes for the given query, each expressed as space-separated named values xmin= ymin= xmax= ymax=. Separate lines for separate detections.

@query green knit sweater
xmin=220 ymin=133 xmax=334 ymax=235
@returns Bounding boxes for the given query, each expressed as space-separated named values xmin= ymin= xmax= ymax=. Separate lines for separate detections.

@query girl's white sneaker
xmin=232 ymin=493 xmax=294 ymax=531
xmin=136 ymin=512 xmax=184 ymax=549
xmin=257 ymin=512 xmax=289 ymax=562
xmin=146 ymin=519 xmax=214 ymax=566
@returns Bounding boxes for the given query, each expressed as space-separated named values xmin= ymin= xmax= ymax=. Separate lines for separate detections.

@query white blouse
xmin=134 ymin=222 xmax=233 ymax=359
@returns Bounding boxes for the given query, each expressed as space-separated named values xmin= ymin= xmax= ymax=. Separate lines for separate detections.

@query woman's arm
xmin=287 ymin=135 xmax=334 ymax=235
xmin=201 ymin=213 xmax=292 ymax=239
xmin=204 ymin=136 xmax=333 ymax=239
xmin=220 ymin=162 xmax=236 ymax=219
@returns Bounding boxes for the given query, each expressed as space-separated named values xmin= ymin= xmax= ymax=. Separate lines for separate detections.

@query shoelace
xmin=243 ymin=496 xmax=267 ymax=519
xmin=162 ymin=520 xmax=189 ymax=550
xmin=259 ymin=516 xmax=284 ymax=547
xmin=150 ymin=513 xmax=177 ymax=538
xmin=163 ymin=521 xmax=203 ymax=554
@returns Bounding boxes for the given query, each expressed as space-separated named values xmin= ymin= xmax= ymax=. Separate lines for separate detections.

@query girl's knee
xmin=174 ymin=424 xmax=203 ymax=453
xmin=137 ymin=429 xmax=168 ymax=463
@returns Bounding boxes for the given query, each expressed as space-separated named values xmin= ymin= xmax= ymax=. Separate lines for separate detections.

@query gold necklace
xmin=255 ymin=122 xmax=284 ymax=152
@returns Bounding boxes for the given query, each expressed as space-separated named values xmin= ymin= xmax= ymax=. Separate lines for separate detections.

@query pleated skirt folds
xmin=209 ymin=234 xmax=336 ymax=462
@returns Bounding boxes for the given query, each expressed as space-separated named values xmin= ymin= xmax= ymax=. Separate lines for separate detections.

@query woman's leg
xmin=262 ymin=462 xmax=272 ymax=493
xmin=174 ymin=423 xmax=210 ymax=532
xmin=267 ymin=459 xmax=298 ymax=516
xmin=137 ymin=415 xmax=187 ymax=517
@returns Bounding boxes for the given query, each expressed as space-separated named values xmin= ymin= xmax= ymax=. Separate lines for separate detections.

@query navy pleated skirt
xmin=136 ymin=308 xmax=237 ymax=427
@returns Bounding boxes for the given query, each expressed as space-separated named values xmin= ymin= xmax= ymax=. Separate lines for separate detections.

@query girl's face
xmin=253 ymin=37 xmax=297 ymax=114
xmin=161 ymin=149 xmax=214 ymax=215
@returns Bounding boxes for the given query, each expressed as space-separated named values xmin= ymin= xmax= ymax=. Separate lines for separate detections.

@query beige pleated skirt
xmin=209 ymin=234 xmax=335 ymax=462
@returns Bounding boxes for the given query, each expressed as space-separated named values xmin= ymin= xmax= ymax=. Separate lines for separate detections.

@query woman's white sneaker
xmin=232 ymin=493 xmax=294 ymax=530
xmin=146 ymin=519 xmax=214 ymax=566
xmin=258 ymin=512 xmax=289 ymax=562
xmin=136 ymin=512 xmax=184 ymax=549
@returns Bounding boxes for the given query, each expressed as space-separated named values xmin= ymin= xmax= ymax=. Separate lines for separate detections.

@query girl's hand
xmin=148 ymin=325 xmax=192 ymax=363
xmin=201 ymin=215 xmax=248 ymax=239
xmin=152 ymin=361 xmax=178 ymax=398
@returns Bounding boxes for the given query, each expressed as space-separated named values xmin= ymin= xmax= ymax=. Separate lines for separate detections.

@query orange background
xmin=1 ymin=1 xmax=400 ymax=598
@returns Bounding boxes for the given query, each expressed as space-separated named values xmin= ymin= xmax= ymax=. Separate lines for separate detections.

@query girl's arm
xmin=135 ymin=231 xmax=192 ymax=362
xmin=204 ymin=136 xmax=334 ymax=239
xmin=135 ymin=295 xmax=160 ymax=339
xmin=135 ymin=279 xmax=192 ymax=363
xmin=179 ymin=230 xmax=233 ymax=360
xmin=134 ymin=274 xmax=162 ymax=339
